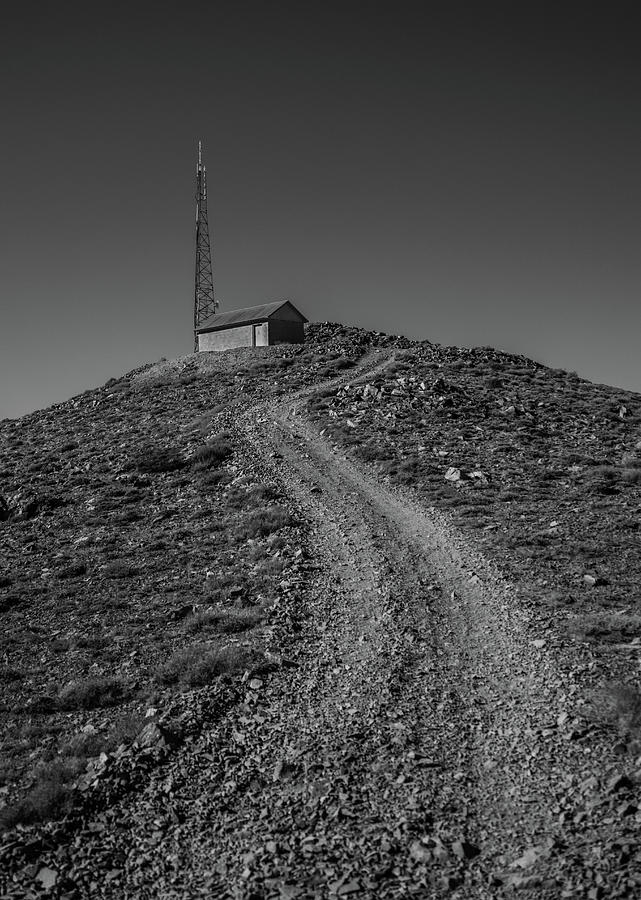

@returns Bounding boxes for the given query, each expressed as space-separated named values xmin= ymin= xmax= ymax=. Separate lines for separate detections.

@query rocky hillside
xmin=308 ymin=336 xmax=641 ymax=657
xmin=1 ymin=323 xmax=641 ymax=899
xmin=0 ymin=326 xmax=399 ymax=819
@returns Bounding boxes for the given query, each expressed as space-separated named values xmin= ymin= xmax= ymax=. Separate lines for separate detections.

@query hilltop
xmin=1 ymin=322 xmax=641 ymax=898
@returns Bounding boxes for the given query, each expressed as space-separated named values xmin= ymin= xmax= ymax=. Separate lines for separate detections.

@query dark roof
xmin=196 ymin=300 xmax=307 ymax=333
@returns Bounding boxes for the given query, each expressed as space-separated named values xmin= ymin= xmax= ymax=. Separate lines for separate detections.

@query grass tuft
xmin=57 ymin=676 xmax=130 ymax=710
xmin=0 ymin=758 xmax=82 ymax=828
xmin=192 ymin=433 xmax=233 ymax=470
xmin=606 ymin=684 xmax=641 ymax=739
xmin=587 ymin=683 xmax=641 ymax=746
xmin=567 ymin=612 xmax=641 ymax=644
xmin=184 ymin=607 xmax=265 ymax=634
xmin=134 ymin=447 xmax=186 ymax=474
xmin=234 ymin=505 xmax=295 ymax=541
xmin=155 ymin=643 xmax=261 ymax=686
xmin=102 ymin=560 xmax=139 ymax=579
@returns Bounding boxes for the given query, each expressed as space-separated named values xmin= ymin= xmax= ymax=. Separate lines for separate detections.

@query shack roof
xmin=196 ymin=300 xmax=307 ymax=333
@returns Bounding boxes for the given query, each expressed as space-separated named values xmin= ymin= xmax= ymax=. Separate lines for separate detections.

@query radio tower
xmin=194 ymin=141 xmax=217 ymax=350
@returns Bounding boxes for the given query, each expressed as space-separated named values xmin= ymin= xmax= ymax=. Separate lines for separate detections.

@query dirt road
xmin=203 ymin=362 xmax=572 ymax=898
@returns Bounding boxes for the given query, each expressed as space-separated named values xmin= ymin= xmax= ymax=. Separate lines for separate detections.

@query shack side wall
xmin=269 ymin=304 xmax=306 ymax=322
xmin=198 ymin=324 xmax=254 ymax=351
xmin=268 ymin=319 xmax=305 ymax=344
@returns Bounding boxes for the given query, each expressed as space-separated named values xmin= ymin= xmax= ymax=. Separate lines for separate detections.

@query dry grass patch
xmin=59 ymin=713 xmax=146 ymax=759
xmin=101 ymin=560 xmax=139 ymax=579
xmin=155 ymin=643 xmax=262 ymax=686
xmin=225 ymin=483 xmax=279 ymax=510
xmin=567 ymin=612 xmax=641 ymax=644
xmin=134 ymin=446 xmax=186 ymax=474
xmin=185 ymin=607 xmax=265 ymax=634
xmin=0 ymin=712 xmax=147 ymax=828
xmin=0 ymin=665 xmax=24 ymax=682
xmin=0 ymin=759 xmax=79 ymax=828
xmin=317 ymin=355 xmax=356 ymax=378
xmin=234 ymin=505 xmax=295 ymax=541
xmin=605 ymin=684 xmax=641 ymax=741
xmin=587 ymin=683 xmax=641 ymax=750
xmin=192 ymin=433 xmax=233 ymax=470
xmin=57 ymin=676 xmax=130 ymax=710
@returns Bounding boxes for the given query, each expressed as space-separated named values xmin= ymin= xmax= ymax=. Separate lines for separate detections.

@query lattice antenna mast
xmin=194 ymin=141 xmax=217 ymax=350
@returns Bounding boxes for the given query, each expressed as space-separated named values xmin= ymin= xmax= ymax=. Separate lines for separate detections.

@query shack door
xmin=253 ymin=323 xmax=269 ymax=346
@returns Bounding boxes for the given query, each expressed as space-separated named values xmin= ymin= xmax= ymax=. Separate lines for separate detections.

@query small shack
xmin=196 ymin=300 xmax=307 ymax=352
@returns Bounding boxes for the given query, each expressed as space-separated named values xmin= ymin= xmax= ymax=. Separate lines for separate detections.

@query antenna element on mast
xmin=194 ymin=141 xmax=217 ymax=350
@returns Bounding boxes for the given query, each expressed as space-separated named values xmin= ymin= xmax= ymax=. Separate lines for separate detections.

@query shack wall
xmin=269 ymin=304 xmax=306 ymax=323
xmin=198 ymin=324 xmax=253 ymax=351
xmin=268 ymin=319 xmax=305 ymax=344
xmin=197 ymin=317 xmax=305 ymax=351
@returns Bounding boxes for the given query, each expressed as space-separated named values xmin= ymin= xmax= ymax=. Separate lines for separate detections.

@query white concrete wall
xmin=198 ymin=324 xmax=253 ymax=351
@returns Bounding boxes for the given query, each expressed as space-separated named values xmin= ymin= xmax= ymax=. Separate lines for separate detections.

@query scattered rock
xmin=134 ymin=722 xmax=180 ymax=750
xmin=606 ymin=774 xmax=634 ymax=795
xmin=35 ymin=866 xmax=58 ymax=889
xmin=452 ymin=839 xmax=481 ymax=860
xmin=15 ymin=494 xmax=65 ymax=520
xmin=279 ymin=887 xmax=303 ymax=899
xmin=510 ymin=843 xmax=551 ymax=869
xmin=172 ymin=604 xmax=195 ymax=621
xmin=409 ymin=839 xmax=431 ymax=863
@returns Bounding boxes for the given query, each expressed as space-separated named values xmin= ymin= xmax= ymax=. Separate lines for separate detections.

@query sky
xmin=1 ymin=2 xmax=640 ymax=419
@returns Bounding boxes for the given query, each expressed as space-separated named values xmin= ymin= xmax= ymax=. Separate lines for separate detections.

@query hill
xmin=1 ymin=323 xmax=641 ymax=898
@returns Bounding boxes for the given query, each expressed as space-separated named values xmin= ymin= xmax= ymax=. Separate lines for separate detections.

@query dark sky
xmin=1 ymin=2 xmax=640 ymax=419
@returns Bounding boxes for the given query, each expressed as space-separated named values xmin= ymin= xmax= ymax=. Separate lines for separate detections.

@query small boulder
xmin=16 ymin=494 xmax=64 ymax=520
xmin=607 ymin=774 xmax=633 ymax=795
xmin=172 ymin=604 xmax=195 ymax=621
xmin=409 ymin=840 xmax=431 ymax=863
xmin=452 ymin=840 xmax=480 ymax=860
xmin=35 ymin=867 xmax=58 ymax=889
xmin=134 ymin=722 xmax=180 ymax=750
xmin=510 ymin=844 xmax=549 ymax=869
